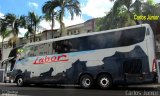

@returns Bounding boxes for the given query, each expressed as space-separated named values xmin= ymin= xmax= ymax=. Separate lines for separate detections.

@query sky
xmin=0 ymin=0 xmax=160 ymax=39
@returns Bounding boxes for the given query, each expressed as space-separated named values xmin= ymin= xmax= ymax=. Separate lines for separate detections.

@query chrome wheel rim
xmin=82 ymin=78 xmax=91 ymax=88
xmin=100 ymin=77 xmax=109 ymax=88
xmin=18 ymin=78 xmax=23 ymax=86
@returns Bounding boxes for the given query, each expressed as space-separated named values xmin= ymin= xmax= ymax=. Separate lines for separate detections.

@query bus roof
xmin=24 ymin=24 xmax=151 ymax=47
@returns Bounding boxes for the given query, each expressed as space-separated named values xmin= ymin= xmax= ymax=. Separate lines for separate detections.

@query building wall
xmin=42 ymin=31 xmax=47 ymax=40
xmin=41 ymin=30 xmax=60 ymax=40
xmin=84 ymin=19 xmax=96 ymax=33
xmin=63 ymin=19 xmax=96 ymax=36
xmin=65 ymin=23 xmax=85 ymax=36
xmin=0 ymin=42 xmax=12 ymax=61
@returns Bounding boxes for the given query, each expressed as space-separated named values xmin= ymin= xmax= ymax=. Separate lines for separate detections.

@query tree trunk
xmin=51 ymin=11 xmax=54 ymax=39
xmin=30 ymin=35 xmax=32 ymax=43
xmin=60 ymin=22 xmax=65 ymax=36
xmin=33 ymin=35 xmax=36 ymax=42
xmin=60 ymin=10 xmax=65 ymax=37
xmin=31 ymin=19 xmax=33 ymax=42
xmin=60 ymin=23 xmax=62 ymax=36
xmin=13 ymin=34 xmax=18 ymax=48
xmin=34 ymin=22 xmax=36 ymax=42
xmin=13 ymin=43 xmax=16 ymax=48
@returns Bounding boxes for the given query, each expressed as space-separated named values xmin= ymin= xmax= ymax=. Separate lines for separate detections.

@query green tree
xmin=25 ymin=12 xmax=34 ymax=42
xmin=42 ymin=0 xmax=60 ymax=38
xmin=34 ymin=15 xmax=41 ymax=41
xmin=141 ymin=1 xmax=160 ymax=35
xmin=0 ymin=18 xmax=12 ymax=60
xmin=111 ymin=0 xmax=143 ymax=24
xmin=56 ymin=0 xmax=81 ymax=36
xmin=4 ymin=13 xmax=26 ymax=48
xmin=97 ymin=0 xmax=144 ymax=31
xmin=97 ymin=6 xmax=136 ymax=31
xmin=25 ymin=12 xmax=41 ymax=42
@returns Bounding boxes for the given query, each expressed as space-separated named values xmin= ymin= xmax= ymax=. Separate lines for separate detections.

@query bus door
xmin=1 ymin=58 xmax=13 ymax=83
xmin=1 ymin=58 xmax=13 ymax=73
xmin=123 ymin=59 xmax=143 ymax=83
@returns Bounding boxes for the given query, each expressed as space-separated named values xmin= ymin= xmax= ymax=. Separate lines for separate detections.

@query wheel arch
xmin=96 ymin=72 xmax=113 ymax=81
xmin=78 ymin=72 xmax=94 ymax=84
xmin=15 ymin=74 xmax=23 ymax=83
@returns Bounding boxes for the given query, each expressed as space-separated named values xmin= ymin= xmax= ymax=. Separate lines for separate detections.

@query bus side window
xmin=53 ymin=39 xmax=79 ymax=54
xmin=27 ymin=46 xmax=34 ymax=57
xmin=54 ymin=41 xmax=62 ymax=54
xmin=52 ymin=43 xmax=56 ymax=54
xmin=69 ymin=39 xmax=79 ymax=52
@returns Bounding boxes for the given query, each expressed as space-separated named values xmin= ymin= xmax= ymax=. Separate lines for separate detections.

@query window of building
xmin=36 ymin=38 xmax=38 ymax=41
xmin=87 ymin=30 xmax=91 ymax=32
xmin=3 ymin=45 xmax=8 ymax=49
xmin=67 ymin=31 xmax=71 ymax=35
xmin=71 ymin=30 xmax=80 ymax=35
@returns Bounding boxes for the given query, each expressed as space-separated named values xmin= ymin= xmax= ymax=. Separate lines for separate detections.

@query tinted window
xmin=53 ymin=39 xmax=79 ymax=54
xmin=118 ymin=27 xmax=145 ymax=46
xmin=53 ymin=27 xmax=145 ymax=54
xmin=26 ymin=43 xmax=52 ymax=57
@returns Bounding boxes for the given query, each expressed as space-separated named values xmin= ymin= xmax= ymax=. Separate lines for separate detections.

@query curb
xmin=128 ymin=84 xmax=160 ymax=88
xmin=0 ymin=83 xmax=16 ymax=86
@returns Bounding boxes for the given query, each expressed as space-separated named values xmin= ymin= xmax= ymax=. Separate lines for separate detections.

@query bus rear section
xmin=121 ymin=24 xmax=157 ymax=85
xmin=145 ymin=25 xmax=157 ymax=82
xmin=9 ymin=24 xmax=157 ymax=89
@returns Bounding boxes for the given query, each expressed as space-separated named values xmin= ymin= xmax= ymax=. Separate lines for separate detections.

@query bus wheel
xmin=97 ymin=74 xmax=112 ymax=89
xmin=16 ymin=76 xmax=24 ymax=87
xmin=80 ymin=75 xmax=93 ymax=89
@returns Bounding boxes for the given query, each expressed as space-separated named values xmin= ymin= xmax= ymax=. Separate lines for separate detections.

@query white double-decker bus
xmin=9 ymin=24 xmax=157 ymax=89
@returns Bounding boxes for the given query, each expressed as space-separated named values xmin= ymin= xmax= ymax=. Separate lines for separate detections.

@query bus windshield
xmin=8 ymin=45 xmax=24 ymax=70
xmin=17 ymin=47 xmax=27 ymax=60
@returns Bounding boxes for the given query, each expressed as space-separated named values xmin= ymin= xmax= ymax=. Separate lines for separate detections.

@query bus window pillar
xmin=157 ymin=60 xmax=160 ymax=83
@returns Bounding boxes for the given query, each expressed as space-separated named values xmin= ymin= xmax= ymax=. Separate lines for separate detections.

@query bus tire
xmin=16 ymin=76 xmax=24 ymax=87
xmin=97 ymin=74 xmax=112 ymax=89
xmin=80 ymin=74 xmax=93 ymax=89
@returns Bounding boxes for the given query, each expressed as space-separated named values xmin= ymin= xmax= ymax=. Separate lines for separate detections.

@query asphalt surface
xmin=0 ymin=84 xmax=160 ymax=96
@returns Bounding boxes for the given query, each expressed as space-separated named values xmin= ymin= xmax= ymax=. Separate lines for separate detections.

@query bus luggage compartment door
xmin=123 ymin=59 xmax=143 ymax=83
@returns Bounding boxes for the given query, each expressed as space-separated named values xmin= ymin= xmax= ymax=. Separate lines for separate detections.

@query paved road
xmin=0 ymin=84 xmax=160 ymax=96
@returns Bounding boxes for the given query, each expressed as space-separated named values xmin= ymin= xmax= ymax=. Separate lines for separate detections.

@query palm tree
xmin=110 ymin=0 xmax=143 ymax=24
xmin=25 ymin=12 xmax=41 ymax=42
xmin=0 ymin=18 xmax=12 ymax=60
xmin=33 ymin=15 xmax=41 ymax=42
xmin=56 ymin=0 xmax=81 ymax=36
xmin=5 ymin=13 xmax=26 ymax=48
xmin=25 ymin=12 xmax=34 ymax=42
xmin=42 ymin=0 xmax=60 ymax=38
